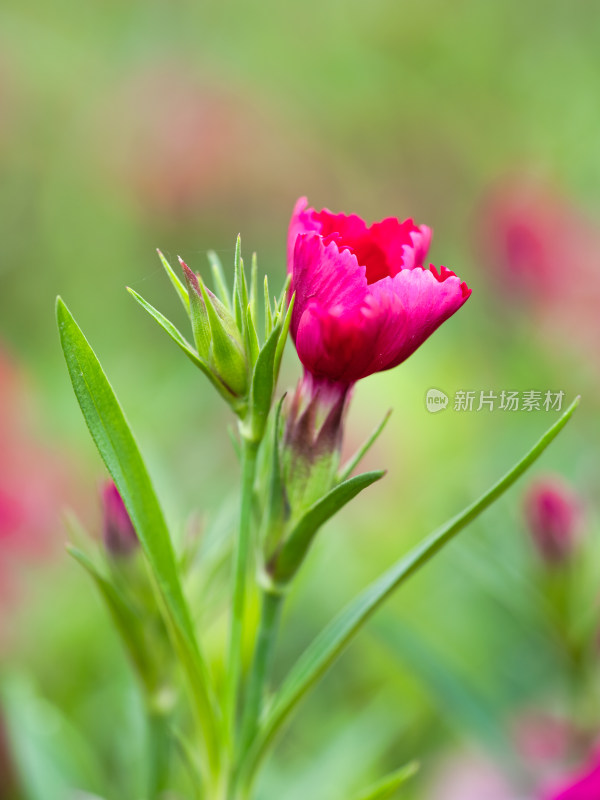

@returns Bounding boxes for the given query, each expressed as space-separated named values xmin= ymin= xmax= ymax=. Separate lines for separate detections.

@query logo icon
xmin=426 ymin=388 xmax=448 ymax=413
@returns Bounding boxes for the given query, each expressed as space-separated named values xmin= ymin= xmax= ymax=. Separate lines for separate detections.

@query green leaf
xmin=55 ymin=298 xmax=221 ymax=777
xmin=127 ymin=287 xmax=238 ymax=406
xmin=207 ymin=250 xmax=232 ymax=311
xmin=272 ymin=470 xmax=385 ymax=585
xmin=157 ymin=249 xmax=190 ymax=312
xmin=349 ymin=762 xmax=419 ymax=800
xmin=239 ymin=397 xmax=579 ymax=786
xmin=338 ymin=410 xmax=392 ymax=482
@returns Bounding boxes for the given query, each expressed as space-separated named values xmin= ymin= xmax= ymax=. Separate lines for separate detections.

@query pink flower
xmin=287 ymin=197 xmax=471 ymax=387
xmin=0 ymin=348 xmax=85 ymax=611
xmin=101 ymin=481 xmax=139 ymax=557
xmin=524 ymin=477 xmax=582 ymax=565
xmin=542 ymin=749 xmax=600 ymax=799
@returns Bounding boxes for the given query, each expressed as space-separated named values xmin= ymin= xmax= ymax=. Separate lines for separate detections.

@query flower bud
xmin=101 ymin=481 xmax=139 ymax=557
xmin=180 ymin=257 xmax=250 ymax=399
xmin=524 ymin=477 xmax=582 ymax=565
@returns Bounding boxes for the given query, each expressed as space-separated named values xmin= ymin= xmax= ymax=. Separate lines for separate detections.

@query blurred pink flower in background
xmin=95 ymin=65 xmax=328 ymax=222
xmin=514 ymin=712 xmax=574 ymax=769
xmin=476 ymin=176 xmax=575 ymax=301
xmin=523 ymin=476 xmax=582 ymax=565
xmin=475 ymin=175 xmax=600 ymax=368
xmin=0 ymin=349 xmax=82 ymax=614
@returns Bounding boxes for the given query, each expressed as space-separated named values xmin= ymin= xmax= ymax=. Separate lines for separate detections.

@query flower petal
xmin=288 ymin=197 xmax=432 ymax=283
xmin=291 ymin=233 xmax=367 ymax=340
xmin=295 ymin=301 xmax=388 ymax=384
xmin=369 ymin=265 xmax=471 ymax=370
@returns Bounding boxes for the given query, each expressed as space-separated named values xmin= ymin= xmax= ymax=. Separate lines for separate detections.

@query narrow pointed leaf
xmin=199 ymin=280 xmax=248 ymax=397
xmin=350 ymin=762 xmax=419 ymax=800
xmin=264 ymin=275 xmax=273 ymax=340
xmin=180 ymin=259 xmax=211 ymax=358
xmin=250 ymin=252 xmax=258 ymax=319
xmin=127 ymin=288 xmax=238 ymax=405
xmin=56 ymin=298 xmax=220 ymax=775
xmin=338 ymin=410 xmax=392 ymax=482
xmin=246 ymin=304 xmax=261 ymax=365
xmin=157 ymin=249 xmax=189 ymax=312
xmin=240 ymin=397 xmax=579 ymax=784
xmin=246 ymin=321 xmax=282 ymax=442
xmin=207 ymin=250 xmax=231 ymax=310
xmin=272 ymin=470 xmax=385 ymax=584
xmin=273 ymin=292 xmax=294 ymax=385
xmin=276 ymin=274 xmax=291 ymax=315
xmin=232 ymin=235 xmax=244 ymax=329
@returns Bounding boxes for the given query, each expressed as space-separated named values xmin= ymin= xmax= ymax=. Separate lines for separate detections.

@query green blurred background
xmin=1 ymin=1 xmax=600 ymax=798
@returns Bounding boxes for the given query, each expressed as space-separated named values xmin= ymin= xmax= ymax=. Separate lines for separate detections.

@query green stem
xmin=238 ymin=588 xmax=284 ymax=758
xmin=225 ymin=437 xmax=259 ymax=756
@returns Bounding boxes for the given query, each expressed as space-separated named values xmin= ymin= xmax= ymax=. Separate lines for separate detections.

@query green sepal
xmin=263 ymin=275 xmax=273 ymax=340
xmin=244 ymin=320 xmax=283 ymax=443
xmin=232 ymin=235 xmax=246 ymax=331
xmin=350 ymin=762 xmax=419 ymax=800
xmin=270 ymin=470 xmax=385 ymax=585
xmin=127 ymin=288 xmax=240 ymax=408
xmin=276 ymin=273 xmax=291 ymax=315
xmin=207 ymin=250 xmax=231 ymax=311
xmin=338 ymin=409 xmax=392 ymax=482
xmin=198 ymin=279 xmax=249 ymax=398
xmin=273 ymin=292 xmax=294 ymax=386
xmin=249 ymin=252 xmax=258 ymax=320
xmin=157 ymin=249 xmax=189 ymax=313
xmin=246 ymin=304 xmax=261 ymax=366
xmin=181 ymin=260 xmax=211 ymax=359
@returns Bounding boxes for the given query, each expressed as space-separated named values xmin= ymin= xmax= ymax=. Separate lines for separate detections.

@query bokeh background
xmin=1 ymin=1 xmax=600 ymax=798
